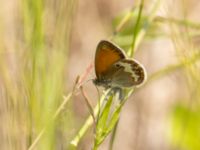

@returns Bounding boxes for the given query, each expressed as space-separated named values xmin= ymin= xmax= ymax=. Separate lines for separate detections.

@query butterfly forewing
xmin=95 ymin=40 xmax=126 ymax=78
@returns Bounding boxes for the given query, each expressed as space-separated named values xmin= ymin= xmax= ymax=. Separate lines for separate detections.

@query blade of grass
xmin=109 ymin=120 xmax=119 ymax=150
xmin=28 ymin=93 xmax=72 ymax=150
xmin=70 ymin=89 xmax=112 ymax=148
xmin=130 ymin=0 xmax=144 ymax=57
xmin=94 ymin=95 xmax=114 ymax=146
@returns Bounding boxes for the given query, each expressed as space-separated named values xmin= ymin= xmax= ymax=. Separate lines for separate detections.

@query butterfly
xmin=93 ymin=40 xmax=146 ymax=89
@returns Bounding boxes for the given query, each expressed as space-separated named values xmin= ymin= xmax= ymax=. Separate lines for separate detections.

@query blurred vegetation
xmin=0 ymin=0 xmax=200 ymax=150
xmin=0 ymin=0 xmax=77 ymax=149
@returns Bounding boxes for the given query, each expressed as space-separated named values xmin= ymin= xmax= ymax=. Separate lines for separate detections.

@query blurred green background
xmin=0 ymin=0 xmax=200 ymax=150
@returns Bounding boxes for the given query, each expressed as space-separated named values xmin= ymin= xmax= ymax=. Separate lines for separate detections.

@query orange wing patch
xmin=95 ymin=41 xmax=126 ymax=77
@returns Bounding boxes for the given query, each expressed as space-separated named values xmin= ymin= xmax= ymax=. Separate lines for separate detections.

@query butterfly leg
xmin=111 ymin=87 xmax=124 ymax=101
xmin=103 ymin=88 xmax=114 ymax=101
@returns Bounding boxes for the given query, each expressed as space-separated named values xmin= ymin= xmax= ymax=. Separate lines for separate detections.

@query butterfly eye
xmin=115 ymin=63 xmax=121 ymax=68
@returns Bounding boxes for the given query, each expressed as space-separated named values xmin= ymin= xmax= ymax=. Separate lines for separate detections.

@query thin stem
xmin=130 ymin=0 xmax=144 ymax=57
xmin=109 ymin=119 xmax=119 ymax=150
xmin=155 ymin=16 xmax=200 ymax=30
xmin=70 ymin=89 xmax=111 ymax=148
xmin=80 ymin=86 xmax=96 ymax=124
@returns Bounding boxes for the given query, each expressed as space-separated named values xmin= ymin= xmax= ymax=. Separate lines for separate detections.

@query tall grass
xmin=0 ymin=0 xmax=200 ymax=150
xmin=0 ymin=0 xmax=76 ymax=149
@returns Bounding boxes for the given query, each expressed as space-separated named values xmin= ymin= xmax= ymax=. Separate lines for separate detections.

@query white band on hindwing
xmin=116 ymin=62 xmax=140 ymax=82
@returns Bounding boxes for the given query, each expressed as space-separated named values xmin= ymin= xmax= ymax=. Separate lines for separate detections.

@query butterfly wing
xmin=109 ymin=59 xmax=146 ymax=87
xmin=95 ymin=40 xmax=126 ymax=79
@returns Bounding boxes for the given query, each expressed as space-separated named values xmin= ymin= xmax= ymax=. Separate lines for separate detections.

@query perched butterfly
xmin=93 ymin=40 xmax=146 ymax=89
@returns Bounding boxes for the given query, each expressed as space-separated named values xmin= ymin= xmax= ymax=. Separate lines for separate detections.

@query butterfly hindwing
xmin=109 ymin=59 xmax=146 ymax=87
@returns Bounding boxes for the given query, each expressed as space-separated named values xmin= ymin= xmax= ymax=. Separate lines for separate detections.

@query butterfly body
xmin=93 ymin=40 xmax=146 ymax=89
